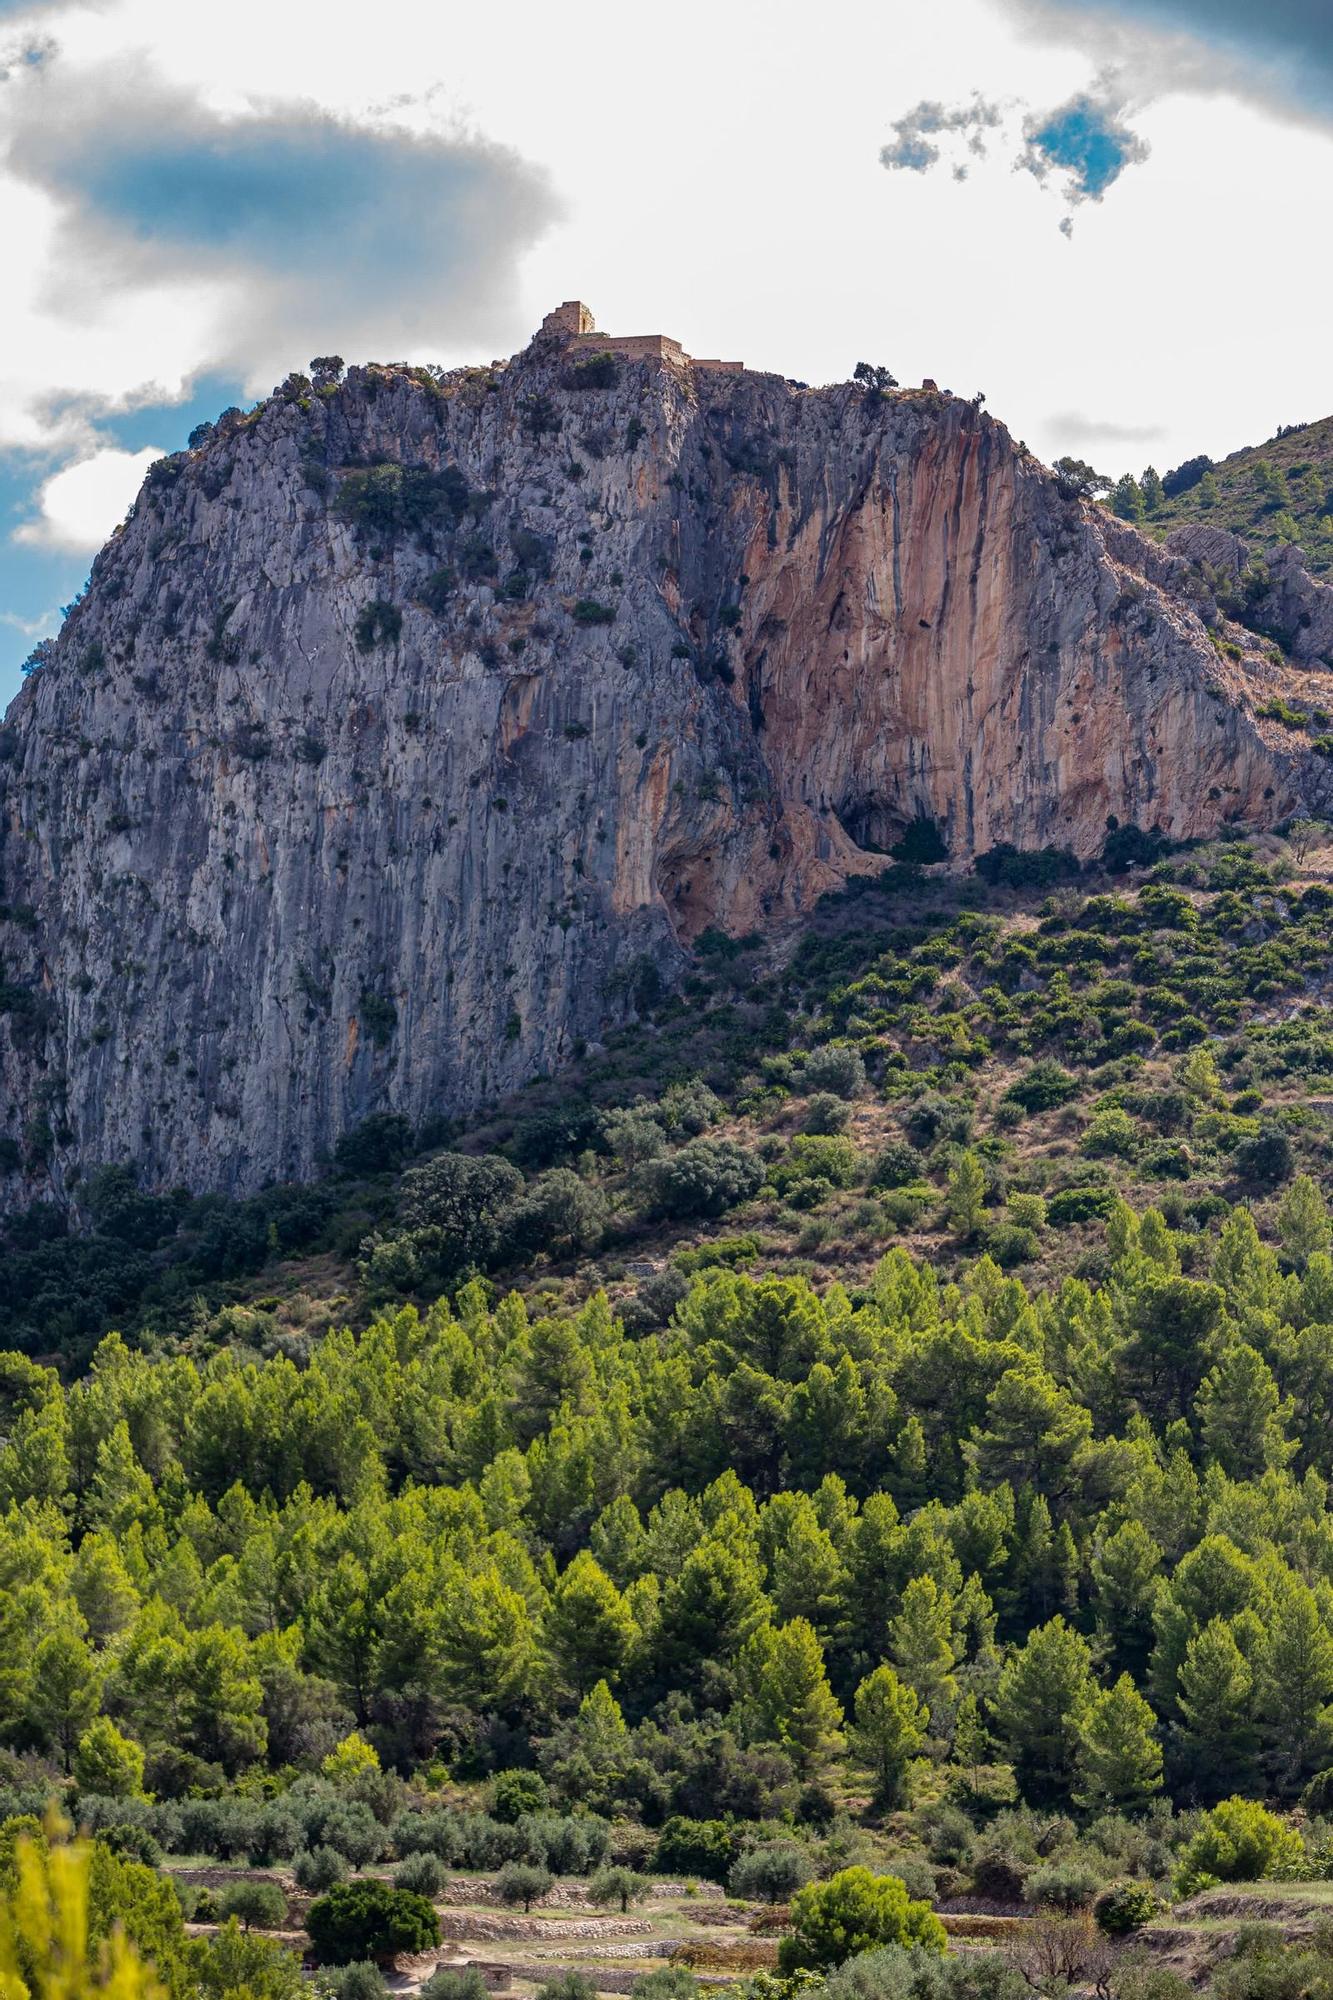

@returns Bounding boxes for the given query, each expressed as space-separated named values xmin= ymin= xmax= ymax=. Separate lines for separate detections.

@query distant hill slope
xmin=1140 ymin=415 xmax=1333 ymax=575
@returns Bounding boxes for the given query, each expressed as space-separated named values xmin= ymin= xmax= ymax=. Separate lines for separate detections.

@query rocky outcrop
xmin=0 ymin=329 xmax=1324 ymax=1201
xmin=1166 ymin=522 xmax=1333 ymax=669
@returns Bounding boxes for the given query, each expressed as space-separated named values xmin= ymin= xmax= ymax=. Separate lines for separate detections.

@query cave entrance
xmin=836 ymin=797 xmax=949 ymax=864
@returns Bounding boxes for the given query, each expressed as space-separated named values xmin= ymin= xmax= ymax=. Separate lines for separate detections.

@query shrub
xmin=1006 ymin=1192 xmax=1047 ymax=1231
xmin=394 ymin=1851 xmax=445 ymax=1896
xmin=306 ymin=1882 xmax=439 ymax=1964
xmin=326 ymin=1965 xmax=390 ymax=2000
xmin=639 ymin=1141 xmax=764 ymax=1220
xmin=872 ymin=1141 xmax=925 ymax=1190
xmin=653 ymin=1817 xmax=740 ymax=1885
xmin=1004 ymin=1062 xmax=1078 ymax=1113
xmin=891 ymin=819 xmax=948 ymax=865
xmin=1082 ymin=1109 xmax=1138 ymax=1159
xmin=494 ymin=1862 xmax=554 ymax=1912
xmin=334 ymin=1113 xmax=413 ymax=1177
xmin=492 ymin=1771 xmax=550 ymax=1824
xmin=1174 ymin=1798 xmax=1304 ymax=1896
xmin=631 ymin=1974 xmax=700 ymax=2000
xmin=729 ymin=1843 xmax=813 ymax=1904
xmin=1093 ymin=1881 xmax=1159 ymax=1935
xmin=1234 ymin=1127 xmax=1294 ymax=1187
xmin=986 ymin=1224 xmax=1039 ymax=1268
xmin=421 ymin=1973 xmax=492 ymax=2000
xmin=803 ymin=1094 xmax=851 ymax=1136
xmin=824 ymin=1945 xmax=1025 ymax=2000
xmin=353 ymin=600 xmax=402 ymax=652
xmin=781 ymin=1135 xmax=862 ymax=1191
xmin=334 ymin=463 xmax=468 ymax=540
xmin=779 ymin=1868 xmax=946 ymax=1971
xmin=1023 ymin=1862 xmax=1100 ymax=1914
xmin=969 ymin=1844 xmax=1028 ymax=1905
xmin=220 ymin=1881 xmax=288 ymax=1933
xmin=572 ymin=600 xmax=616 ymax=626
xmin=565 ymin=353 xmax=618 ymax=390
xmin=975 ymin=844 xmax=1079 ymax=888
xmin=498 ymin=1168 xmax=608 ymax=1261
xmin=804 ymin=1046 xmax=867 ymax=1098
xmin=293 ymin=1846 xmax=349 ymax=1893
xmin=534 ymin=1978 xmax=599 ymax=2000
xmin=93 ymin=1824 xmax=161 ymax=1869
xmin=1048 ymin=1186 xmax=1119 ymax=1227
xmin=417 ymin=567 xmax=457 ymax=615
xmin=1103 ymin=825 xmax=1166 ymax=872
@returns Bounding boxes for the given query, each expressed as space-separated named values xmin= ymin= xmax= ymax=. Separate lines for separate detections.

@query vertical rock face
xmin=0 ymin=332 xmax=1314 ymax=1200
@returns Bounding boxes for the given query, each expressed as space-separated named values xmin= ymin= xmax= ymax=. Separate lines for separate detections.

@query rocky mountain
xmin=2 ymin=310 xmax=1331 ymax=1203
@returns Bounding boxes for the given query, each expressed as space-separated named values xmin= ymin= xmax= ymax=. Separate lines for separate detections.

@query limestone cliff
xmin=0 ymin=326 xmax=1324 ymax=1199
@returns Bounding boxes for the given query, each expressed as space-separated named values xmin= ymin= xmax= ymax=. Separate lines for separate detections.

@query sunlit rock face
xmin=0 ymin=332 xmax=1311 ymax=1200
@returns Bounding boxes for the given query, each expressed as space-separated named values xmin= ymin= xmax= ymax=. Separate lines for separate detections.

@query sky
xmin=1 ymin=0 xmax=1330 ymax=707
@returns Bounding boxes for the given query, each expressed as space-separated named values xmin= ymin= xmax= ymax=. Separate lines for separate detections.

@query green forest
xmin=10 ymin=826 xmax=1333 ymax=2000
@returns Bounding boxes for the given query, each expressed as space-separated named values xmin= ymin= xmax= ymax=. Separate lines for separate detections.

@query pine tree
xmin=1279 ymin=1175 xmax=1331 ymax=1267
xmin=739 ymin=1618 xmax=844 ymax=1770
xmin=889 ymin=1575 xmax=958 ymax=1727
xmin=1197 ymin=1344 xmax=1295 ymax=1480
xmin=1181 ymin=1045 xmax=1221 ymax=1103
xmin=1091 ymin=1519 xmax=1163 ymax=1676
xmin=1111 ymin=474 xmax=1146 ymax=522
xmin=1256 ymin=1570 xmax=1333 ymax=1793
xmin=952 ymin=1692 xmax=990 ymax=1787
xmin=546 ymin=1551 xmax=636 ymax=1698
xmin=991 ymin=1616 xmax=1094 ymax=1804
xmin=1014 ymin=1494 xmax=1079 ymax=1624
xmin=947 ymin=1152 xmax=986 ymax=1236
xmin=1138 ymin=1208 xmax=1181 ymax=1272
xmin=1198 ymin=470 xmax=1220 ymax=508
xmin=1140 ymin=465 xmax=1166 ymax=514
xmin=25 ymin=1627 xmax=102 ymax=1772
xmin=1076 ymin=1673 xmax=1163 ymax=1810
xmin=969 ymin=1367 xmax=1091 ymax=1497
xmin=1174 ymin=1617 xmax=1257 ymax=1800
xmin=850 ymin=1664 xmax=926 ymax=1805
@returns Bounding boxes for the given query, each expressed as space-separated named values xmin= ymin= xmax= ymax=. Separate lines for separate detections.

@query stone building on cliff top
xmin=538 ymin=300 xmax=744 ymax=374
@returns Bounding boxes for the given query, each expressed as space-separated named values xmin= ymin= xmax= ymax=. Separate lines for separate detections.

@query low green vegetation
xmin=1106 ymin=417 xmax=1333 ymax=574
xmin=6 ymin=824 xmax=1333 ymax=1991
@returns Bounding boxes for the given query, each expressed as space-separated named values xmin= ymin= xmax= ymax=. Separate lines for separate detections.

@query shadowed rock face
xmin=0 ymin=338 xmax=1314 ymax=1201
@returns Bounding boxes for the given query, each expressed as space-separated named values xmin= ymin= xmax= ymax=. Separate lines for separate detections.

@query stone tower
xmin=541 ymin=301 xmax=596 ymax=336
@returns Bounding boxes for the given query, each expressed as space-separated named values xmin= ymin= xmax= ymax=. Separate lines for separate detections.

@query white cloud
xmin=0 ymin=0 xmax=1331 ymax=612
xmin=16 ymin=443 xmax=163 ymax=550
xmin=0 ymin=604 xmax=60 ymax=637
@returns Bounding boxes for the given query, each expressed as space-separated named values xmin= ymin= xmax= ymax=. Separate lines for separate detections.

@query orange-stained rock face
xmin=0 ymin=346 xmax=1319 ymax=1200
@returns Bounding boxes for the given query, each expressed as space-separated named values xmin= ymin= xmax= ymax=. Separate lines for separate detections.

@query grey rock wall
xmin=0 ymin=337 xmax=1317 ymax=1201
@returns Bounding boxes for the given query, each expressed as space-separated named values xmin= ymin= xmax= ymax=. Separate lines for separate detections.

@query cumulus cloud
xmin=880 ymin=96 xmax=1004 ymax=173
xmin=2 ymin=55 xmax=559 ymax=401
xmin=15 ymin=443 xmax=164 ymax=551
xmin=884 ymin=0 xmax=1332 ymax=226
xmin=999 ymin=0 xmax=1333 ymax=125
xmin=1018 ymin=85 xmax=1151 ymax=200
xmin=881 ymin=78 xmax=1148 ymax=217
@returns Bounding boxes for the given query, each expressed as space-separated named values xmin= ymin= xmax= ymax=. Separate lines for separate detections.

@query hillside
xmin=1129 ymin=413 xmax=1333 ymax=574
xmin=6 ymin=821 xmax=1333 ymax=2000
xmin=7 ymin=818 xmax=1333 ymax=1357
xmin=2 ymin=304 xmax=1329 ymax=1208
xmin=11 ymin=318 xmax=1333 ymax=2000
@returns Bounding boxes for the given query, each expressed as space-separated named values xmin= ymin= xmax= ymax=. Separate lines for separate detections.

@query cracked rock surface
xmin=0 ymin=337 xmax=1319 ymax=1200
